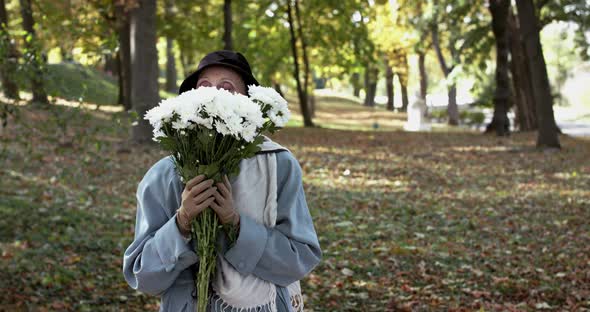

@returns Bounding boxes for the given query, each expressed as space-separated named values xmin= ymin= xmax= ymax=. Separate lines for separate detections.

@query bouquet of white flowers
xmin=144 ymin=85 xmax=290 ymax=311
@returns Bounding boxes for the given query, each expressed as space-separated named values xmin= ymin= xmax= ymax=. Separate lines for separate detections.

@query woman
xmin=122 ymin=50 xmax=322 ymax=312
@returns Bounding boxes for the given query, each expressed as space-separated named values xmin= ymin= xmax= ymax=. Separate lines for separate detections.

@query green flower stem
xmin=191 ymin=207 xmax=220 ymax=312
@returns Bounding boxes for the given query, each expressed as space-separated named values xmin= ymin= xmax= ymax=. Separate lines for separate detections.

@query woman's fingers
xmin=223 ymin=175 xmax=232 ymax=193
xmin=210 ymin=201 xmax=231 ymax=222
xmin=189 ymin=179 xmax=215 ymax=197
xmin=193 ymin=186 xmax=217 ymax=205
xmin=210 ymin=201 xmax=221 ymax=213
xmin=215 ymin=189 xmax=228 ymax=202
xmin=197 ymin=197 xmax=216 ymax=211
xmin=216 ymin=181 xmax=231 ymax=199
xmin=186 ymin=174 xmax=206 ymax=190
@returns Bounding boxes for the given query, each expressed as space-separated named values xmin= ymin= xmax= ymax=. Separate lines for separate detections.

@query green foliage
xmin=15 ymin=63 xmax=118 ymax=105
xmin=35 ymin=0 xmax=119 ymax=62
xmin=539 ymin=0 xmax=590 ymax=60
xmin=430 ymin=108 xmax=486 ymax=126
xmin=468 ymin=65 xmax=495 ymax=108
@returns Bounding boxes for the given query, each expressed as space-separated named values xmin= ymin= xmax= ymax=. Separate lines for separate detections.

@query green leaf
xmin=158 ymin=136 xmax=176 ymax=151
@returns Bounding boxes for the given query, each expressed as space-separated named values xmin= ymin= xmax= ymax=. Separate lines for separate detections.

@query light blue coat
xmin=122 ymin=151 xmax=322 ymax=311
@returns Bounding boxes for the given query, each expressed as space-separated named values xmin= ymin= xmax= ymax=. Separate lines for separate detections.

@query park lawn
xmin=284 ymin=92 xmax=409 ymax=131
xmin=0 ymin=97 xmax=589 ymax=311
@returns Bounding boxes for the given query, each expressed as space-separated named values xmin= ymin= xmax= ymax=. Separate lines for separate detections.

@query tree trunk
xmin=59 ymin=0 xmax=73 ymax=62
xmin=486 ymin=0 xmax=511 ymax=136
xmin=165 ymin=37 xmax=177 ymax=92
xmin=116 ymin=52 xmax=124 ymax=105
xmin=418 ymin=51 xmax=427 ymax=101
xmin=364 ymin=65 xmax=377 ymax=107
xmin=164 ymin=0 xmax=177 ymax=93
xmin=130 ymin=0 xmax=159 ymax=143
xmin=294 ymin=0 xmax=313 ymax=120
xmin=116 ymin=4 xmax=132 ymax=110
xmin=0 ymin=0 xmax=19 ymax=100
xmin=432 ymin=25 xmax=458 ymax=125
xmin=400 ymin=76 xmax=409 ymax=112
xmin=515 ymin=0 xmax=560 ymax=148
xmin=20 ymin=0 xmax=48 ymax=105
xmin=385 ymin=60 xmax=394 ymax=111
xmin=273 ymin=81 xmax=284 ymax=97
xmin=308 ymin=92 xmax=315 ymax=118
xmin=351 ymin=72 xmax=361 ymax=97
xmin=399 ymin=52 xmax=410 ymax=112
xmin=286 ymin=0 xmax=313 ymax=127
xmin=103 ymin=53 xmax=118 ymax=75
xmin=363 ymin=66 xmax=370 ymax=104
xmin=179 ymin=48 xmax=192 ymax=78
xmin=223 ymin=0 xmax=232 ymax=50
xmin=508 ymin=9 xmax=536 ymax=131
xmin=447 ymin=86 xmax=459 ymax=125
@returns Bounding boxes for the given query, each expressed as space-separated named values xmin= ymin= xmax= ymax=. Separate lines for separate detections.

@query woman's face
xmin=195 ymin=66 xmax=247 ymax=95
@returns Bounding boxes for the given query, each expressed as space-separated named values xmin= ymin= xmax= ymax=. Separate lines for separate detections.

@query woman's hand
xmin=176 ymin=175 xmax=217 ymax=236
xmin=211 ymin=175 xmax=239 ymax=225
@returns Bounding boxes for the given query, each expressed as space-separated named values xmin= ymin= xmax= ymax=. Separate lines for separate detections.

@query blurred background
xmin=1 ymin=0 xmax=589 ymax=311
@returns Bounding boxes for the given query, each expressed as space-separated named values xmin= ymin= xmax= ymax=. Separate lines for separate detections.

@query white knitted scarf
xmin=210 ymin=136 xmax=304 ymax=312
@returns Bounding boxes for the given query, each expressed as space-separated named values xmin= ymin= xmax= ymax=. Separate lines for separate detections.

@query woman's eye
xmin=220 ymin=82 xmax=234 ymax=92
xmin=198 ymin=81 xmax=212 ymax=87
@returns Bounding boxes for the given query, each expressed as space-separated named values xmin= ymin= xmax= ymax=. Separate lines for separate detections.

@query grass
xmin=1 ymin=90 xmax=589 ymax=311
xmin=285 ymin=92 xmax=409 ymax=131
xmin=10 ymin=62 xmax=183 ymax=107
xmin=41 ymin=63 xmax=118 ymax=106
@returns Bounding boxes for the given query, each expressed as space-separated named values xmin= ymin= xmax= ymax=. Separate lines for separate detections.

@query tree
xmin=130 ymin=0 xmax=159 ymax=143
xmin=0 ymin=0 xmax=19 ymax=100
xmin=349 ymin=4 xmax=375 ymax=100
xmin=418 ymin=51 xmax=427 ymax=101
xmin=293 ymin=0 xmax=314 ymax=118
xmin=431 ymin=21 xmax=459 ymax=125
xmin=363 ymin=65 xmax=378 ymax=107
xmin=171 ymin=0 xmax=223 ymax=77
xmin=385 ymin=57 xmax=394 ymax=111
xmin=515 ymin=0 xmax=560 ymax=148
xmin=223 ymin=0 xmax=232 ymax=50
xmin=538 ymin=0 xmax=590 ymax=60
xmin=397 ymin=1 xmax=429 ymax=103
xmin=164 ymin=0 xmax=176 ymax=93
xmin=115 ymin=2 xmax=134 ymax=110
xmin=20 ymin=0 xmax=48 ymax=105
xmin=485 ymin=0 xmax=511 ymax=136
xmin=507 ymin=8 xmax=537 ymax=131
xmin=351 ymin=72 xmax=361 ymax=97
xmin=286 ymin=0 xmax=313 ymax=127
xmin=370 ymin=0 xmax=413 ymax=111
xmin=399 ymin=0 xmax=492 ymax=125
xmin=396 ymin=51 xmax=409 ymax=112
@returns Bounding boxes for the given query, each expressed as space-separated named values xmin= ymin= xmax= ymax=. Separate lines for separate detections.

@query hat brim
xmin=178 ymin=63 xmax=259 ymax=94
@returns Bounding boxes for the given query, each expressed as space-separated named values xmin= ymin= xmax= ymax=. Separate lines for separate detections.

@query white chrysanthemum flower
xmin=145 ymin=98 xmax=176 ymax=125
xmin=235 ymin=93 xmax=264 ymax=126
xmin=248 ymin=85 xmax=290 ymax=127
xmin=241 ymin=123 xmax=258 ymax=142
xmin=172 ymin=119 xmax=191 ymax=130
xmin=152 ymin=128 xmax=166 ymax=142
xmin=183 ymin=87 xmax=217 ymax=103
xmin=215 ymin=121 xmax=232 ymax=136
xmin=146 ymin=85 xmax=270 ymax=142
xmin=194 ymin=116 xmax=214 ymax=129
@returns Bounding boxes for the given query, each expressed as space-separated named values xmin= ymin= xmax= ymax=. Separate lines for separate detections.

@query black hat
xmin=178 ymin=50 xmax=259 ymax=94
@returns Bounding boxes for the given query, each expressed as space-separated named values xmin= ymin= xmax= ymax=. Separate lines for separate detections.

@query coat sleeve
xmin=222 ymin=151 xmax=322 ymax=287
xmin=122 ymin=157 xmax=198 ymax=296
